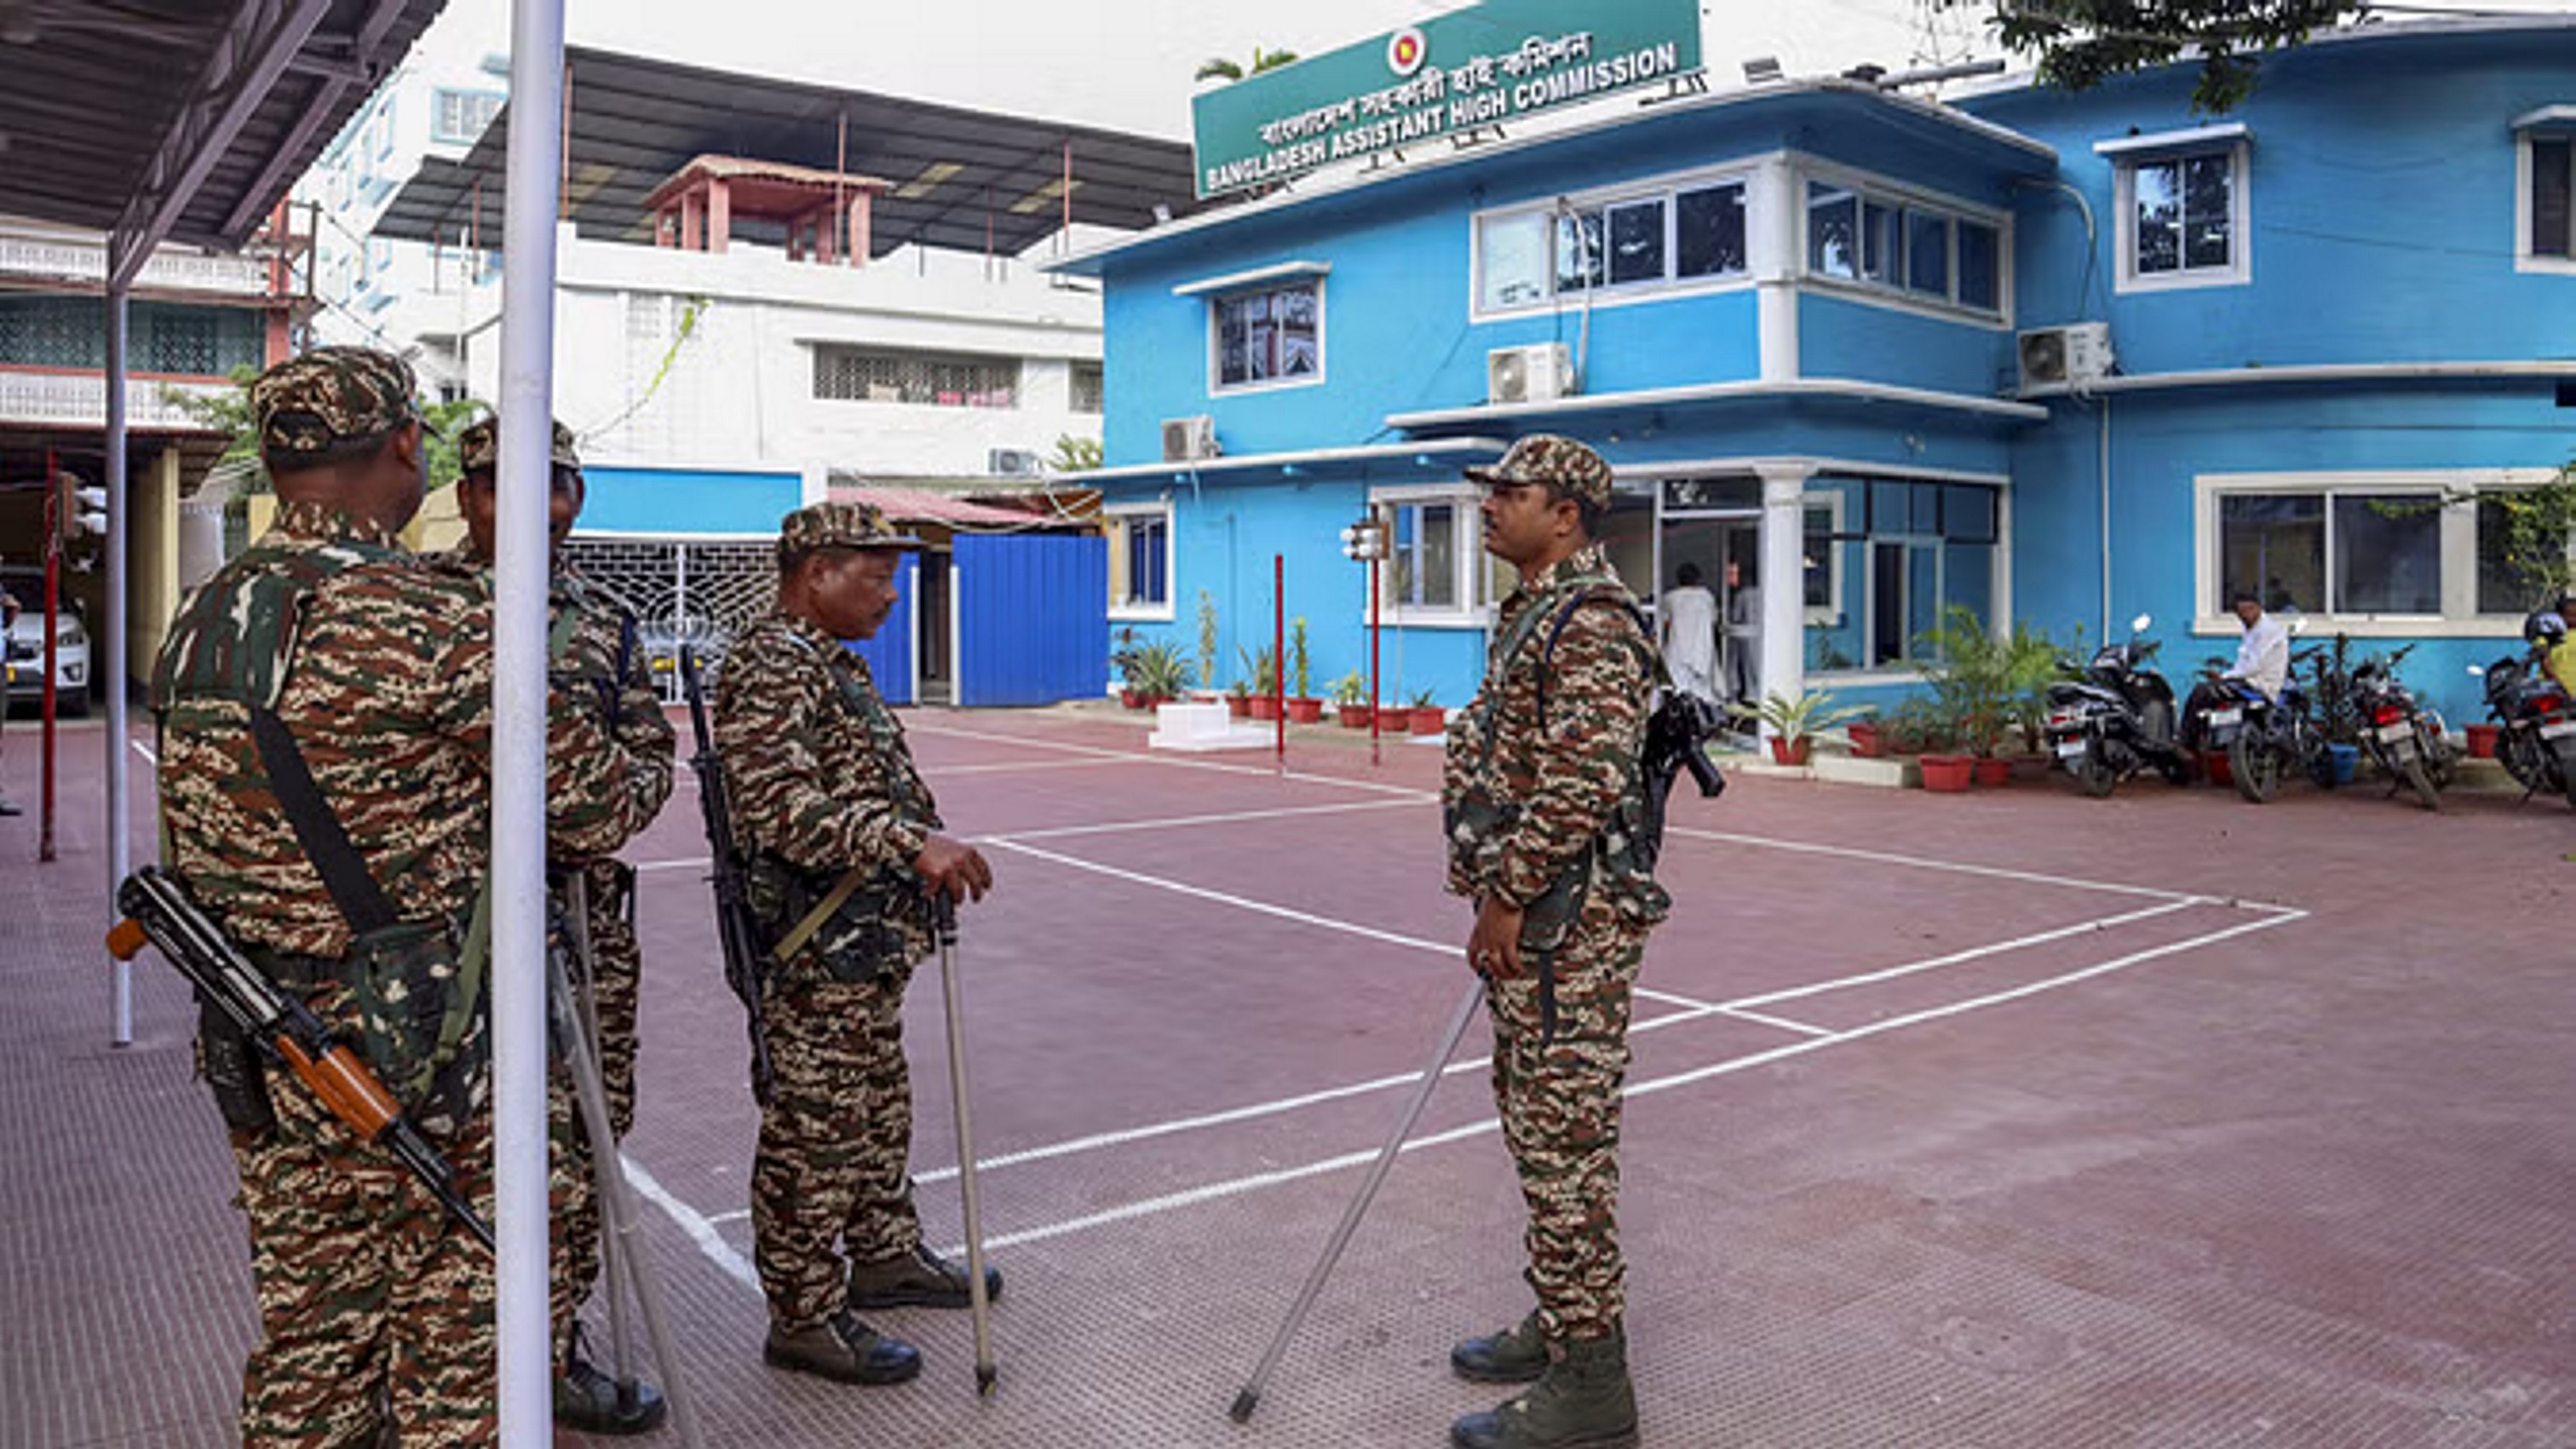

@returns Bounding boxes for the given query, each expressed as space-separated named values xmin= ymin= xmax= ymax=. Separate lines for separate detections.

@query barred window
xmin=813 ymin=345 xmax=1019 ymax=407
xmin=0 ymin=297 xmax=261 ymax=376
xmin=1070 ymin=360 xmax=1104 ymax=413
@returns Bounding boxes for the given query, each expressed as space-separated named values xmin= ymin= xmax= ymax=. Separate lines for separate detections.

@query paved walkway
xmin=3 ymin=706 xmax=2569 ymax=1447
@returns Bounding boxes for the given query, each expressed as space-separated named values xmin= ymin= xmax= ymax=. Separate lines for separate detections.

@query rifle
xmin=681 ymin=644 xmax=775 ymax=1105
xmin=105 ymin=865 xmax=494 ymax=1251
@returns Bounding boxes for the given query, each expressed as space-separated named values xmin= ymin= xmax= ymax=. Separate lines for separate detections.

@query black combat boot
xmin=763 ymin=1308 xmax=923 ymax=1385
xmin=846 ymin=1244 xmax=1003 ymax=1310
xmin=1452 ymin=1310 xmax=1548 ymax=1383
xmin=555 ymin=1351 xmax=668 ymax=1435
xmin=1449 ymin=1330 xmax=1637 ymax=1449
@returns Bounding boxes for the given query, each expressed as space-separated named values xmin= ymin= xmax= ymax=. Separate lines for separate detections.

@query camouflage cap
xmin=250 ymin=346 xmax=421 ymax=460
xmin=457 ymin=416 xmax=582 ymax=477
xmin=1463 ymin=434 xmax=1614 ymax=509
xmin=779 ymin=501 xmax=923 ymax=553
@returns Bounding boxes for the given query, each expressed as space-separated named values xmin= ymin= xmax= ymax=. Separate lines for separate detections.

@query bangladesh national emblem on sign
xmin=1386 ymin=26 xmax=1427 ymax=77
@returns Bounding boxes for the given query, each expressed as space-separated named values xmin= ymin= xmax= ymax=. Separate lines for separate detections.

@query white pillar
xmin=105 ymin=281 xmax=132 ymax=1045
xmin=1751 ymin=157 xmax=1800 ymax=383
xmin=1756 ymin=462 xmax=1812 ymax=732
xmin=496 ymin=2 xmax=566 ymax=1442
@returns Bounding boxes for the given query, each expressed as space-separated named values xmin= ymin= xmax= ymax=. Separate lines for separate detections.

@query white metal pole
xmin=497 ymin=4 xmax=566 ymax=1444
xmin=105 ymin=281 xmax=132 ymax=1046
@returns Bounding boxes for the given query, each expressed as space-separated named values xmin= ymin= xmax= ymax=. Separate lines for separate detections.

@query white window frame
xmin=2107 ymin=130 xmax=2252 ymax=294
xmin=1207 ymin=279 xmax=1325 ymax=396
xmin=1366 ymin=482 xmax=1496 ymax=629
xmin=433 ymin=88 xmax=502 ymax=145
xmin=2513 ymin=108 xmax=2576 ymax=274
xmin=1105 ymin=497 xmax=1176 ymax=623
xmin=1470 ymin=161 xmax=1760 ymax=320
xmin=2191 ymin=469 xmax=2561 ymax=638
xmin=1794 ymin=160 xmax=2013 ymax=324
xmin=1800 ymin=493 xmax=1848 ymax=629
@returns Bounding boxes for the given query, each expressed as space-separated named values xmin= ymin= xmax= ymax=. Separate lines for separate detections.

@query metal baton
xmin=934 ymin=893 xmax=998 ymax=1397
xmin=1228 ymin=977 xmax=1486 ymax=1423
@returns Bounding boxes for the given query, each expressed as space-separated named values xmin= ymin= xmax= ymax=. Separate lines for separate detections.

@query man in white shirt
xmin=1723 ymin=560 xmax=1762 ymax=705
xmin=2185 ymin=589 xmax=2290 ymax=750
xmin=1657 ymin=562 xmax=1718 ymax=705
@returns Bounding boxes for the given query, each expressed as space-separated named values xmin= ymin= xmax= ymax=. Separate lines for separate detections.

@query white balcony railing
xmin=0 ymin=233 xmax=272 ymax=298
xmin=0 ymin=369 xmax=234 ymax=430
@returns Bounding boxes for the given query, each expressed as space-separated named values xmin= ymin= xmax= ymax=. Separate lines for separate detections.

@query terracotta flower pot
xmin=1338 ymin=704 xmax=1374 ymax=729
xmin=1118 ymin=687 xmax=1143 ymax=710
xmin=1918 ymin=755 xmax=1974 ymax=793
xmin=1846 ymin=722 xmax=1884 ymax=758
xmin=1410 ymin=705 xmax=1447 ymax=735
xmin=1971 ymin=757 xmax=2011 ymax=788
xmin=2465 ymin=722 xmax=2499 ymax=759
xmin=1768 ymin=736 xmax=1811 ymax=767
xmin=1249 ymin=696 xmax=1280 ymax=721
xmin=1285 ymin=697 xmax=1325 ymax=724
xmin=1226 ymin=693 xmax=1251 ymax=719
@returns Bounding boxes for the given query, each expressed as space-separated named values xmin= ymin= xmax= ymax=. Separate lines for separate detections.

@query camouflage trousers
xmin=556 ymin=859 xmax=641 ymax=1358
xmin=230 ymin=1035 xmax=587 ymax=1447
xmin=1483 ymin=894 xmax=1647 ymax=1344
xmin=751 ymin=954 xmax=924 ymax=1328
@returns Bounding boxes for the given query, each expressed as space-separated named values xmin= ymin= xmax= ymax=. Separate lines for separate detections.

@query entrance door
xmin=1716 ymin=523 xmax=1762 ymax=708
xmin=915 ymin=549 xmax=952 ymax=705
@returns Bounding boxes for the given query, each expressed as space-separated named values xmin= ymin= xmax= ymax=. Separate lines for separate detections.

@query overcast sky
xmin=420 ymin=0 xmax=2575 ymax=140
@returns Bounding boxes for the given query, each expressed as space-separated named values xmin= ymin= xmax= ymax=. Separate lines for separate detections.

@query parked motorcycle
xmin=2470 ymin=655 xmax=2576 ymax=808
xmin=2199 ymin=644 xmax=2329 ymax=804
xmin=2043 ymin=613 xmax=2191 ymax=797
xmin=2347 ymin=644 xmax=2455 ymax=811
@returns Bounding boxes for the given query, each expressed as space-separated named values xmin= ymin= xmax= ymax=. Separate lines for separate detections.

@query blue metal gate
xmin=844 ymin=552 xmax=917 ymax=706
xmin=953 ymin=532 xmax=1106 ymax=706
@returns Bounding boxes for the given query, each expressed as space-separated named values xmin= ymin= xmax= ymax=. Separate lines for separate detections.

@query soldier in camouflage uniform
xmin=152 ymin=348 xmax=653 ymax=1447
xmin=436 ymin=416 xmax=676 ymax=1434
xmin=713 ymin=500 xmax=996 ymax=1385
xmin=1441 ymin=435 xmax=1669 ymax=1449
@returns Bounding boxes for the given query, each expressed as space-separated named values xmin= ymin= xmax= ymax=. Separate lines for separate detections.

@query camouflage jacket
xmin=153 ymin=502 xmax=653 ymax=960
xmin=714 ymin=609 xmax=941 ymax=966
xmin=423 ymin=548 xmax=675 ymax=867
xmin=1442 ymin=543 xmax=1667 ymax=928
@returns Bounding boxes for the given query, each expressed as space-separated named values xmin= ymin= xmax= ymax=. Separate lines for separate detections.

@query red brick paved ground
xmin=3 ymin=704 xmax=2569 ymax=1447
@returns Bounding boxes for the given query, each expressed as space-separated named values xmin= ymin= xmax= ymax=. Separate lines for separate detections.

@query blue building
xmin=1050 ymin=15 xmax=2576 ymax=729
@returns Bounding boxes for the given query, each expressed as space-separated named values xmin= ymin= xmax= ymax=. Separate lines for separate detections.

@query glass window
xmin=2219 ymin=493 xmax=2324 ymax=613
xmin=1674 ymin=183 xmax=1746 ymax=278
xmin=1802 ymin=506 xmax=1836 ymax=609
xmin=1107 ymin=509 xmax=1170 ymax=612
xmin=1944 ymin=485 xmax=1997 ymax=543
xmin=1805 ymin=477 xmax=1999 ymax=672
xmin=1388 ymin=501 xmax=1461 ymax=609
xmin=1956 ymin=221 xmax=2000 ymax=312
xmin=2131 ymin=148 xmax=2236 ymax=279
xmin=1906 ymin=211 xmax=1951 ymax=296
xmin=2476 ymin=496 xmax=2527 ymax=615
xmin=1070 ymin=361 xmax=1104 ymax=414
xmin=1808 ymin=183 xmax=1858 ymax=279
xmin=1554 ymin=209 xmax=1606 ymax=292
xmin=1860 ymin=201 xmax=1898 ymax=285
xmin=2331 ymin=494 xmax=2441 ymax=614
xmin=1607 ymin=198 xmax=1666 ymax=286
xmin=1480 ymin=211 xmax=1550 ymax=308
xmin=2533 ymin=135 xmax=2572 ymax=259
xmin=1213 ymin=281 xmax=1320 ymax=389
xmin=814 ymin=346 xmax=1020 ymax=406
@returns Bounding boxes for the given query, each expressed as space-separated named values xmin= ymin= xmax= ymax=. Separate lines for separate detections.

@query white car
xmin=3 ymin=569 xmax=90 ymax=717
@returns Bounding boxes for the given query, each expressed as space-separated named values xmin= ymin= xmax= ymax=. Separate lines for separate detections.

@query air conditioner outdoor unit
xmin=2017 ymin=322 xmax=2115 ymax=391
xmin=1487 ymin=342 xmax=1573 ymax=405
xmin=987 ymin=447 xmax=1042 ymax=477
xmin=1161 ymin=414 xmax=1220 ymax=463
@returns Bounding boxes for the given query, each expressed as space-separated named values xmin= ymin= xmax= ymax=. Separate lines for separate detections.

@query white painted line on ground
xmin=939 ymin=906 xmax=2311 ymax=1256
xmin=979 ymin=795 xmax=1423 ymax=844
xmin=929 ymin=757 xmax=1145 ymax=778
xmin=1716 ymin=1005 xmax=1834 ymax=1037
xmin=624 ymin=1158 xmax=758 ymax=1294
xmin=986 ymin=837 xmax=1474 ymax=958
xmin=1722 ymin=900 xmax=2200 ymax=1010
xmin=910 ymin=721 xmax=1434 ymax=799
xmin=632 ymin=857 xmax=711 ymax=874
xmin=130 ymin=738 xmax=157 ymax=766
xmin=1662 ymin=824 xmax=2238 ymax=906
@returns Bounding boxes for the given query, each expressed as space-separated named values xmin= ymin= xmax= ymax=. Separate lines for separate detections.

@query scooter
xmin=2470 ymin=656 xmax=2576 ymax=809
xmin=2043 ymin=613 xmax=2191 ymax=797
xmin=2349 ymin=645 xmax=2455 ymax=811
xmin=2190 ymin=638 xmax=2329 ymax=804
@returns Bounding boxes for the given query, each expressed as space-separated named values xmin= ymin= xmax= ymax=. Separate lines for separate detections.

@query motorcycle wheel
xmin=2075 ymin=741 xmax=2120 ymax=798
xmin=2397 ymin=756 xmax=2441 ymax=812
xmin=2498 ymin=731 xmax=2543 ymax=792
xmin=2228 ymin=729 xmax=2280 ymax=803
xmin=2556 ymin=739 xmax=2576 ymax=809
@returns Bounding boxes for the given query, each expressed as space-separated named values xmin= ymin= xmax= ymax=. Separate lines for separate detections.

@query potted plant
xmin=1407 ymin=687 xmax=1446 ymax=735
xmin=1193 ymin=589 xmax=1222 ymax=700
xmin=1728 ymin=687 xmax=1864 ymax=767
xmin=1111 ymin=625 xmax=1145 ymax=708
xmin=1331 ymin=670 xmax=1373 ymax=728
xmin=1129 ymin=640 xmax=1193 ymax=706
xmin=1843 ymin=715 xmax=1885 ymax=758
xmin=1225 ymin=678 xmax=1252 ymax=719
xmin=1283 ymin=618 xmax=1324 ymax=723
xmin=1239 ymin=645 xmax=1280 ymax=720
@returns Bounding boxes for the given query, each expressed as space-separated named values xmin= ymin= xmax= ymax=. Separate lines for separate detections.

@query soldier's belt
xmin=770 ymin=865 xmax=873 ymax=964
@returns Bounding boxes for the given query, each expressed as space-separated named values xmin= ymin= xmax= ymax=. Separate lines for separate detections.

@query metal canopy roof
xmin=371 ymin=45 xmax=1205 ymax=257
xmin=0 ymin=0 xmax=446 ymax=270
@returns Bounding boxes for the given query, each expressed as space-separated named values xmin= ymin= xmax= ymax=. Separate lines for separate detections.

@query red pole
xmin=39 ymin=445 xmax=59 ymax=863
xmin=1273 ymin=554 xmax=1285 ymax=766
xmin=1368 ymin=551 xmax=1381 ymax=767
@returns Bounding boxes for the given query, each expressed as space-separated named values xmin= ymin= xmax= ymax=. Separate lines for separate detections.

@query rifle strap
xmin=771 ymin=864 xmax=871 ymax=964
xmin=250 ymin=705 xmax=398 ymax=935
